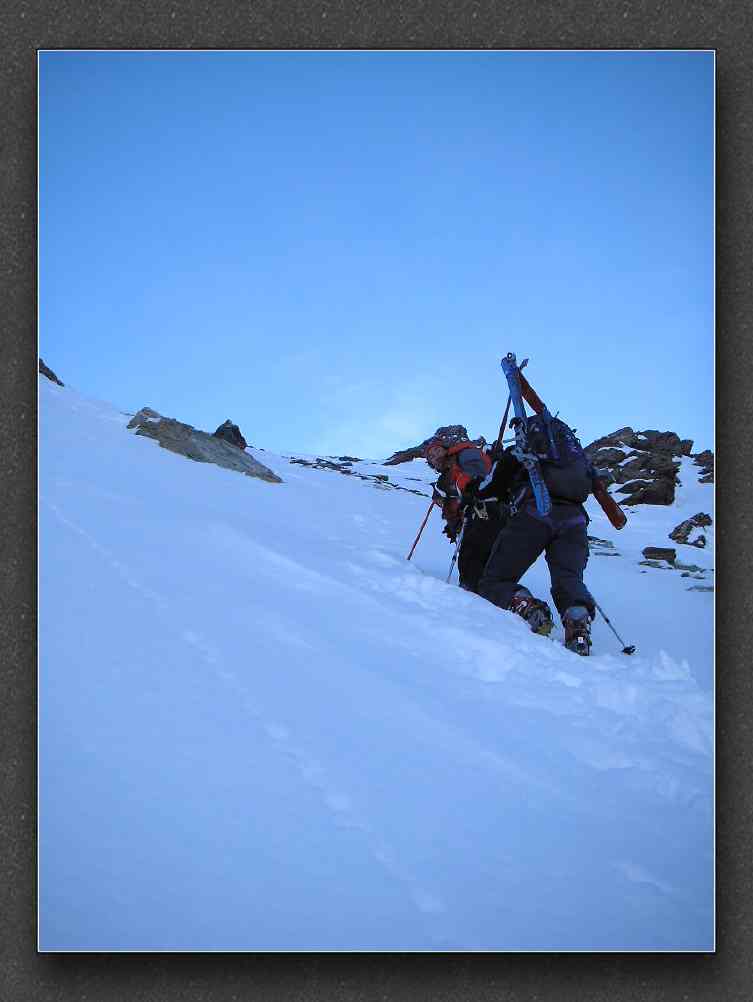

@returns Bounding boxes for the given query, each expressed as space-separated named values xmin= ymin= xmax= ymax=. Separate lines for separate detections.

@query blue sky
xmin=39 ymin=50 xmax=714 ymax=459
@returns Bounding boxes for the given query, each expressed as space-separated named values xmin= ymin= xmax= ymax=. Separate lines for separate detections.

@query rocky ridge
xmin=127 ymin=407 xmax=281 ymax=483
xmin=39 ymin=358 xmax=64 ymax=386
xmin=288 ymin=455 xmax=429 ymax=498
xmin=583 ymin=427 xmax=702 ymax=506
xmin=383 ymin=425 xmax=486 ymax=466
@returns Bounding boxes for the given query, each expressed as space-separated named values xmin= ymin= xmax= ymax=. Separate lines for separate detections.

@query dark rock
xmin=633 ymin=430 xmax=684 ymax=453
xmin=128 ymin=407 xmax=281 ymax=483
xmin=288 ymin=455 xmax=430 ymax=497
xmin=337 ymin=456 xmax=362 ymax=463
xmin=584 ymin=426 xmax=692 ymax=508
xmin=642 ymin=546 xmax=677 ymax=563
xmin=584 ymin=427 xmax=637 ymax=454
xmin=669 ymin=512 xmax=713 ymax=546
xmin=618 ymin=478 xmax=676 ymax=505
xmin=675 ymin=562 xmax=705 ymax=573
xmin=612 ymin=453 xmax=679 ymax=485
xmin=39 ymin=358 xmax=64 ymax=386
xmin=213 ymin=420 xmax=248 ymax=451
xmin=590 ymin=447 xmax=629 ymax=466
xmin=691 ymin=449 xmax=714 ymax=484
xmin=384 ymin=425 xmax=485 ymax=466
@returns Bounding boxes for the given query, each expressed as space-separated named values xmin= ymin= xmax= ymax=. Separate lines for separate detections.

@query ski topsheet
xmin=500 ymin=352 xmax=552 ymax=516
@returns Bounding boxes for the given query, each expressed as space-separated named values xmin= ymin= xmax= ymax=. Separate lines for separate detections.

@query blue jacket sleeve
xmin=455 ymin=448 xmax=489 ymax=482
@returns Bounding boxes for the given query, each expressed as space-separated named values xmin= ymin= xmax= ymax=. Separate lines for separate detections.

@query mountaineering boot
xmin=563 ymin=605 xmax=592 ymax=656
xmin=509 ymin=589 xmax=554 ymax=637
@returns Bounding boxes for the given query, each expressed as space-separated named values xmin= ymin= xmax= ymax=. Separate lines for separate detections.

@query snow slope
xmin=39 ymin=379 xmax=714 ymax=951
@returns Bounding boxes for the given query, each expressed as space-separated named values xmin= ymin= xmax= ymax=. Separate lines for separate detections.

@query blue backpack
xmin=524 ymin=411 xmax=595 ymax=503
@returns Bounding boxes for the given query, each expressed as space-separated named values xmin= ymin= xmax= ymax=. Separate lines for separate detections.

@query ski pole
xmin=492 ymin=395 xmax=512 ymax=460
xmin=406 ymin=500 xmax=436 ymax=561
xmin=594 ymin=600 xmax=636 ymax=655
xmin=446 ymin=517 xmax=468 ymax=583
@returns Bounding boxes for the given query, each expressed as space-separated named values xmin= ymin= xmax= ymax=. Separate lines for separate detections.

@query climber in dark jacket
xmin=475 ymin=445 xmax=596 ymax=655
xmin=424 ymin=438 xmax=509 ymax=594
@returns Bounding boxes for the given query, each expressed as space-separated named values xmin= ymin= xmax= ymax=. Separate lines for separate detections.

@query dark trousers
xmin=477 ymin=500 xmax=594 ymax=618
xmin=458 ymin=503 xmax=508 ymax=594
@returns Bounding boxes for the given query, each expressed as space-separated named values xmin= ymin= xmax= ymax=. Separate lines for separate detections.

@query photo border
xmin=5 ymin=2 xmax=749 ymax=999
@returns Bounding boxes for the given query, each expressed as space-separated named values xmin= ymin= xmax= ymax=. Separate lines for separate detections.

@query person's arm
xmin=477 ymin=449 xmax=522 ymax=501
xmin=432 ymin=477 xmax=462 ymax=540
xmin=452 ymin=448 xmax=489 ymax=492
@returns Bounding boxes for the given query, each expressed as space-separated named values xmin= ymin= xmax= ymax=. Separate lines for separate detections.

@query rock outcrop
xmin=213 ymin=420 xmax=248 ymax=450
xmin=692 ymin=450 xmax=714 ymax=484
xmin=288 ymin=455 xmax=428 ymax=497
xmin=642 ymin=546 xmax=677 ymax=564
xmin=39 ymin=358 xmax=64 ymax=386
xmin=669 ymin=512 xmax=713 ymax=548
xmin=383 ymin=425 xmax=486 ymax=466
xmin=584 ymin=427 xmax=712 ymax=506
xmin=127 ymin=407 xmax=281 ymax=483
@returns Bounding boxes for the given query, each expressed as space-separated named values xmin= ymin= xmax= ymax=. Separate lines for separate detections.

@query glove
xmin=461 ymin=477 xmax=481 ymax=510
xmin=443 ymin=520 xmax=460 ymax=543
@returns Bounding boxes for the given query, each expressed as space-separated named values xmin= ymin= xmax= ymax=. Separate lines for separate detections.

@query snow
xmin=39 ymin=380 xmax=714 ymax=951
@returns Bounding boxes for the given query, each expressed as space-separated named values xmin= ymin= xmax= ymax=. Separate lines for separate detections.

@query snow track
xmin=39 ymin=380 xmax=713 ymax=950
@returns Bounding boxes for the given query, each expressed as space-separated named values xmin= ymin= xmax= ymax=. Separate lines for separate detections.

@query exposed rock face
xmin=384 ymin=425 xmax=485 ymax=466
xmin=692 ymin=450 xmax=714 ymax=484
xmin=669 ymin=512 xmax=713 ymax=548
xmin=127 ymin=407 xmax=281 ymax=483
xmin=618 ymin=478 xmax=677 ymax=506
xmin=213 ymin=420 xmax=248 ymax=450
xmin=642 ymin=546 xmax=677 ymax=563
xmin=39 ymin=358 xmax=64 ymax=386
xmin=288 ymin=456 xmax=428 ymax=497
xmin=585 ymin=427 xmax=712 ymax=507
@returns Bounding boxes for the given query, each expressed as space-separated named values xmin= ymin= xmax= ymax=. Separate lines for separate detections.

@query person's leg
xmin=458 ymin=514 xmax=506 ymax=593
xmin=478 ymin=508 xmax=553 ymax=631
xmin=545 ymin=506 xmax=595 ymax=654
xmin=545 ymin=508 xmax=594 ymax=617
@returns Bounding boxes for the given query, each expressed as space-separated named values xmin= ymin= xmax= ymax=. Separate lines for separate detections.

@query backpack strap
xmin=540 ymin=408 xmax=559 ymax=461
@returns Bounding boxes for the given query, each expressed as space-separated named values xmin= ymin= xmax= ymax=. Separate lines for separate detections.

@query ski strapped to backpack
xmin=510 ymin=356 xmax=628 ymax=530
xmin=500 ymin=353 xmax=552 ymax=516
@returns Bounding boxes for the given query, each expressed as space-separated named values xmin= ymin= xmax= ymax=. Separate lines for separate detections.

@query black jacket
xmin=478 ymin=448 xmax=525 ymax=503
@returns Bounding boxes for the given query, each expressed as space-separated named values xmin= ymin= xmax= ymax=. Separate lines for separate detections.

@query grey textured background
xmin=2 ymin=1 xmax=750 ymax=999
